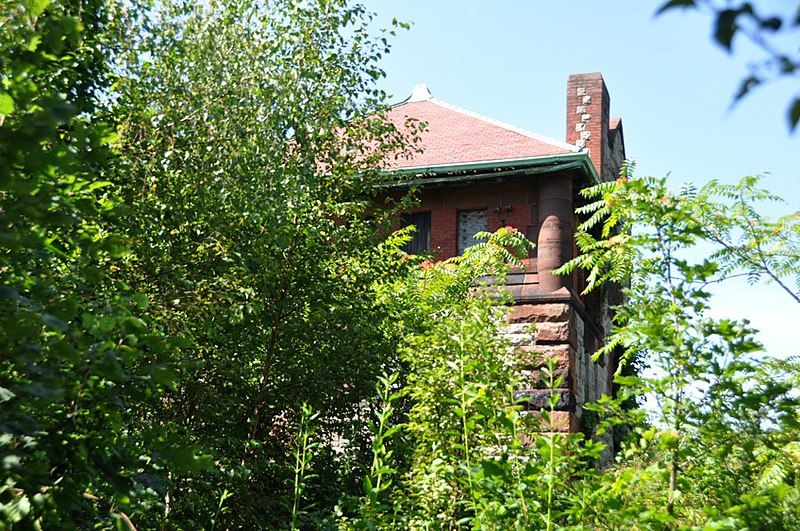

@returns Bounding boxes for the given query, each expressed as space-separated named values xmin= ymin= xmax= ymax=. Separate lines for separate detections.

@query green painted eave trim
xmin=379 ymin=152 xmax=600 ymax=189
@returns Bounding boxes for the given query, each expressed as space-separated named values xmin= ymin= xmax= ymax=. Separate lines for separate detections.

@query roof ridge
xmin=390 ymin=83 xmax=432 ymax=109
xmin=426 ymin=96 xmax=579 ymax=154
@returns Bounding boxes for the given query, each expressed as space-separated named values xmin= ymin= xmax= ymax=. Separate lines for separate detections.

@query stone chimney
xmin=566 ymin=73 xmax=623 ymax=181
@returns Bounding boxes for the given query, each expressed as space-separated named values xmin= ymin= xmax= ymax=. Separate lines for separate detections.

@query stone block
xmin=534 ymin=321 xmax=570 ymax=342
xmin=503 ymin=323 xmax=535 ymax=335
xmin=514 ymin=344 xmax=571 ymax=371
xmin=519 ymin=368 xmax=571 ymax=389
xmin=515 ymin=388 xmax=574 ymax=411
xmin=508 ymin=303 xmax=571 ymax=323
xmin=519 ymin=411 xmax=571 ymax=436
xmin=504 ymin=332 xmax=535 ymax=347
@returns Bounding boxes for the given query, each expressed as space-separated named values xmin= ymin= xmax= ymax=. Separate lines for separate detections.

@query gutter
xmin=379 ymin=152 xmax=600 ymax=188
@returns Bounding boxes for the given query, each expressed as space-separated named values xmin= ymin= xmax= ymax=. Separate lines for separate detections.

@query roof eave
xmin=380 ymin=152 xmax=600 ymax=188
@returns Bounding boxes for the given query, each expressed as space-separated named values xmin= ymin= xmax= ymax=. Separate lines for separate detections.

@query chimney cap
xmin=408 ymin=83 xmax=433 ymax=102
xmin=568 ymin=72 xmax=605 ymax=81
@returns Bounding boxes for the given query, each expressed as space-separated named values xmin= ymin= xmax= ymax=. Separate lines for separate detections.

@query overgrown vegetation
xmin=2 ymin=0 xmax=798 ymax=528
xmin=556 ymin=165 xmax=800 ymax=529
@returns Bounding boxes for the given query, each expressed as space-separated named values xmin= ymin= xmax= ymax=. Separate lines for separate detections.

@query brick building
xmin=382 ymin=73 xmax=626 ymax=433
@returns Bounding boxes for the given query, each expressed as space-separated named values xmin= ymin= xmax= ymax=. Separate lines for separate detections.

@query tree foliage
xmin=559 ymin=164 xmax=800 ymax=529
xmin=561 ymin=163 xmax=800 ymax=302
xmin=2 ymin=0 xmax=418 ymax=526
xmin=332 ymin=170 xmax=800 ymax=529
xmin=110 ymin=0 xmax=421 ymax=525
xmin=0 ymin=0 xmax=186 ymax=526
xmin=656 ymin=0 xmax=800 ymax=130
xmin=337 ymin=228 xmax=609 ymax=529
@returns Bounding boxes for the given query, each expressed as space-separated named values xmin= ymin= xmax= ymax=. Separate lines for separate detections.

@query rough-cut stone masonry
xmin=501 ymin=297 xmax=612 ymax=434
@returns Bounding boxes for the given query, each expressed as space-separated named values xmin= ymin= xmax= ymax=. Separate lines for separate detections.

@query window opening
xmin=401 ymin=212 xmax=431 ymax=254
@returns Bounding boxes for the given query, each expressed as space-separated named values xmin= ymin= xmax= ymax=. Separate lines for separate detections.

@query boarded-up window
xmin=458 ymin=209 xmax=488 ymax=254
xmin=401 ymin=212 xmax=431 ymax=254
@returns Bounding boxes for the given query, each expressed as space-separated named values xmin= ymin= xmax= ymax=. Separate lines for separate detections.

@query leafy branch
xmin=657 ymin=0 xmax=800 ymax=130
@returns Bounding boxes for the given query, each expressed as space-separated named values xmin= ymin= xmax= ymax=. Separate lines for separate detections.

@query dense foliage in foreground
xmin=2 ymin=0 xmax=799 ymax=528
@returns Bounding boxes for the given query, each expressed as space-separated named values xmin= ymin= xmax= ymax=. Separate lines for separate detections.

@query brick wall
xmin=430 ymin=209 xmax=457 ymax=258
xmin=391 ymin=175 xmax=573 ymax=260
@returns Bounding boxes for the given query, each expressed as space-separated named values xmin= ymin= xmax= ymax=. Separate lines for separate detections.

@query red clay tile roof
xmin=385 ymin=85 xmax=577 ymax=170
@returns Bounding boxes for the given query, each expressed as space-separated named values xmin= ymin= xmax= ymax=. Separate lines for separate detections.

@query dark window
xmin=401 ymin=212 xmax=431 ymax=254
xmin=458 ymin=209 xmax=488 ymax=254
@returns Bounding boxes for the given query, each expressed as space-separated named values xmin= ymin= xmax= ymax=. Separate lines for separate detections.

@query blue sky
xmin=364 ymin=0 xmax=798 ymax=356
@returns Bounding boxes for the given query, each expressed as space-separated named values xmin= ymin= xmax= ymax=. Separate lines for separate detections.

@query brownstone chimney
xmin=566 ymin=73 xmax=621 ymax=181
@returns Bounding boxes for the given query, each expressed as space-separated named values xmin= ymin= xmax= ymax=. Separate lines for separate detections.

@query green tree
xmin=0 ymin=0 xmax=190 ymax=527
xmin=5 ymin=0 xmax=798 ymax=527
xmin=113 ymin=0 xmax=418 ymax=525
xmin=2 ymin=0 xmax=421 ymax=526
xmin=559 ymin=166 xmax=800 ymax=529
xmin=382 ymin=228 xmax=535 ymax=528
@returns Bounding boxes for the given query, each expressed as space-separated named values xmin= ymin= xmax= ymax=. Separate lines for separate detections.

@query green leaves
xmin=99 ymin=234 xmax=130 ymax=258
xmin=0 ymin=93 xmax=14 ymax=116
xmin=364 ymin=371 xmax=402 ymax=506
xmin=23 ymin=0 xmax=51 ymax=18
xmin=656 ymin=0 xmax=696 ymax=15
xmin=364 ymin=228 xmax=572 ymax=528
xmin=714 ymin=8 xmax=742 ymax=51
xmin=655 ymin=0 xmax=800 ymax=132
xmin=566 ymin=166 xmax=800 ymax=303
xmin=0 ymin=1 xmax=185 ymax=527
xmin=158 ymin=445 xmax=214 ymax=474
xmin=559 ymin=161 xmax=800 ymax=528
xmin=109 ymin=0 xmax=421 ymax=525
xmin=789 ymin=96 xmax=800 ymax=131
xmin=290 ymin=403 xmax=320 ymax=529
xmin=4 ymin=0 xmax=796 ymax=526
